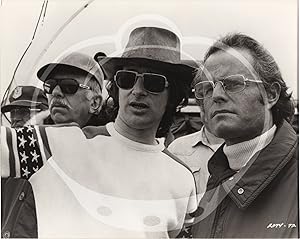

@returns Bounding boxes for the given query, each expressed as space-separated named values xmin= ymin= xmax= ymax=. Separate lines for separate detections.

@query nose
xmin=51 ymin=85 xmax=64 ymax=97
xmin=212 ymin=81 xmax=227 ymax=103
xmin=11 ymin=114 xmax=27 ymax=128
xmin=131 ymin=77 xmax=147 ymax=96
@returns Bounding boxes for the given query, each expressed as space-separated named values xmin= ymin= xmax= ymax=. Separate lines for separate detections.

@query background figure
xmin=192 ymin=33 xmax=298 ymax=238
xmin=168 ymin=103 xmax=224 ymax=198
xmin=1 ymin=86 xmax=48 ymax=128
xmin=37 ymin=52 xmax=103 ymax=128
xmin=1 ymin=85 xmax=48 ymax=238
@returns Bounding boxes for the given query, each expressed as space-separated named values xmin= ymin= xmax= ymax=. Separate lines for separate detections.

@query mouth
xmin=50 ymin=103 xmax=68 ymax=111
xmin=12 ymin=121 xmax=24 ymax=127
xmin=212 ymin=109 xmax=234 ymax=118
xmin=129 ymin=102 xmax=149 ymax=110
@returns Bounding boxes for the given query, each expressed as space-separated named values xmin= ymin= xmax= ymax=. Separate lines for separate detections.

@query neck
xmin=114 ymin=116 xmax=158 ymax=145
xmin=203 ymin=127 xmax=224 ymax=145
xmin=226 ymin=117 xmax=274 ymax=146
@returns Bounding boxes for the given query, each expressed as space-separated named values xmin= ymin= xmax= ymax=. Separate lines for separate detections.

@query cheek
xmin=157 ymin=92 xmax=168 ymax=111
xmin=118 ymin=91 xmax=127 ymax=109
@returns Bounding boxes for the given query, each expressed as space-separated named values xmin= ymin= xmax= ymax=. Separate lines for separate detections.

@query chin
xmin=52 ymin=116 xmax=69 ymax=125
xmin=212 ymin=121 xmax=236 ymax=138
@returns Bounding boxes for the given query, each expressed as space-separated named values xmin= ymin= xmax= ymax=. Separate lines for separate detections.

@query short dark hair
xmin=202 ymin=33 xmax=294 ymax=125
xmin=103 ymin=68 xmax=190 ymax=137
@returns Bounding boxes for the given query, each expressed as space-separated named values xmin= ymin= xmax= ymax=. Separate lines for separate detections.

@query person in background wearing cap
xmin=1 ymin=86 xmax=48 ymax=128
xmin=1 ymin=27 xmax=197 ymax=238
xmin=1 ymin=85 xmax=48 ymax=239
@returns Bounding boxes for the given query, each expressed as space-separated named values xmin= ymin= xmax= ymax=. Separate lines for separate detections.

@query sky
xmin=0 ymin=0 xmax=298 ymax=101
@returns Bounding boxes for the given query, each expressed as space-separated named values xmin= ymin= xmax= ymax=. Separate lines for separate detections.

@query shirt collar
xmin=191 ymin=126 xmax=206 ymax=147
xmin=191 ymin=126 xmax=223 ymax=152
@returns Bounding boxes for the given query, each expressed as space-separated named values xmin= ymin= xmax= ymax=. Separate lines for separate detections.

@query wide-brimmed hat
xmin=96 ymin=27 xmax=198 ymax=83
xmin=37 ymin=52 xmax=104 ymax=90
xmin=1 ymin=86 xmax=49 ymax=113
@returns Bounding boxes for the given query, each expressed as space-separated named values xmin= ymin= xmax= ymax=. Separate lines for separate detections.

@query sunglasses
xmin=43 ymin=78 xmax=91 ymax=94
xmin=114 ymin=70 xmax=169 ymax=94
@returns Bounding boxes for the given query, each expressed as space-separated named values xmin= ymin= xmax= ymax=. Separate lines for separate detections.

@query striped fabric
xmin=1 ymin=125 xmax=51 ymax=179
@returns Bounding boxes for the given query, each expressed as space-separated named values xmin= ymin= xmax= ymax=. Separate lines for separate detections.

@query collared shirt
xmin=168 ymin=127 xmax=223 ymax=199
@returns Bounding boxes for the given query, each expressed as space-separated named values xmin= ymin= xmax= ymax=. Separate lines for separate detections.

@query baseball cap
xmin=1 ymin=86 xmax=49 ymax=113
xmin=37 ymin=52 xmax=104 ymax=90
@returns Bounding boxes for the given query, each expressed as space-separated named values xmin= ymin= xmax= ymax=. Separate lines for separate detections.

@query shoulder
xmin=169 ymin=131 xmax=201 ymax=149
xmin=162 ymin=148 xmax=192 ymax=172
xmin=162 ymin=148 xmax=198 ymax=193
xmin=82 ymin=125 xmax=110 ymax=139
xmin=162 ymin=148 xmax=196 ymax=183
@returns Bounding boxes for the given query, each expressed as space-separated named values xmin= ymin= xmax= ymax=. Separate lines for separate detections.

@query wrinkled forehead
xmin=198 ymin=48 xmax=257 ymax=82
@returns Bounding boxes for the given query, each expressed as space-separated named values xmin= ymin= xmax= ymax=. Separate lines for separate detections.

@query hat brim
xmin=37 ymin=63 xmax=90 ymax=82
xmin=99 ymin=57 xmax=198 ymax=85
xmin=1 ymin=101 xmax=48 ymax=113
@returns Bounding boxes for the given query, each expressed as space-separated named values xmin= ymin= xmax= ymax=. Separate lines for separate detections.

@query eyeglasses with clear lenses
xmin=114 ymin=70 xmax=169 ymax=94
xmin=194 ymin=74 xmax=263 ymax=99
xmin=43 ymin=78 xmax=91 ymax=95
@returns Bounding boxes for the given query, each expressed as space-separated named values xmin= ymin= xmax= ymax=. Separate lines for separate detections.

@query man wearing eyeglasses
xmin=191 ymin=33 xmax=298 ymax=238
xmin=1 ymin=27 xmax=197 ymax=238
xmin=37 ymin=52 xmax=103 ymax=128
xmin=1 ymin=86 xmax=49 ymax=128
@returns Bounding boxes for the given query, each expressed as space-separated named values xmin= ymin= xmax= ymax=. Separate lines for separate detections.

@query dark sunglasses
xmin=43 ymin=78 xmax=91 ymax=94
xmin=10 ymin=108 xmax=41 ymax=116
xmin=114 ymin=70 xmax=169 ymax=94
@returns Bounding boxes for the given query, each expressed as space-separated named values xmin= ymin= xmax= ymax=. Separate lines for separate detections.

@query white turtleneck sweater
xmin=223 ymin=125 xmax=277 ymax=171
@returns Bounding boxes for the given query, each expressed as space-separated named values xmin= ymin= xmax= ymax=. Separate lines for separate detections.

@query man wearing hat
xmin=1 ymin=27 xmax=197 ymax=238
xmin=1 ymin=86 xmax=48 ymax=128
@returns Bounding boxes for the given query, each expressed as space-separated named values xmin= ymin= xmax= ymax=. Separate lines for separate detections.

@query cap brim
xmin=37 ymin=63 xmax=90 ymax=82
xmin=1 ymin=101 xmax=48 ymax=113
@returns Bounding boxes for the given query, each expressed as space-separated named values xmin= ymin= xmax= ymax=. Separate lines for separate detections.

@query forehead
xmin=50 ymin=69 xmax=88 ymax=82
xmin=202 ymin=48 xmax=256 ymax=79
xmin=122 ymin=64 xmax=166 ymax=75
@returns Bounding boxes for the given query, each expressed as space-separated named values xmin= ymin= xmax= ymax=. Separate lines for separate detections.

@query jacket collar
xmin=207 ymin=120 xmax=298 ymax=209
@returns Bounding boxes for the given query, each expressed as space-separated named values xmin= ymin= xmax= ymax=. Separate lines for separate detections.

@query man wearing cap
xmin=1 ymin=52 xmax=104 ymax=238
xmin=1 ymin=27 xmax=197 ymax=238
xmin=1 ymin=86 xmax=48 ymax=128
xmin=37 ymin=52 xmax=103 ymax=128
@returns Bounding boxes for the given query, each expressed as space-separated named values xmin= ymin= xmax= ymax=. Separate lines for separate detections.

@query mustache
xmin=50 ymin=98 xmax=69 ymax=109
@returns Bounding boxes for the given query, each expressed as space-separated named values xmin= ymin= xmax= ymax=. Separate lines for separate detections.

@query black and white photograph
xmin=1 ymin=0 xmax=298 ymax=238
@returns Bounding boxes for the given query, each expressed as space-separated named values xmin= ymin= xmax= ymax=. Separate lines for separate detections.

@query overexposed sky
xmin=0 ymin=0 xmax=298 ymax=99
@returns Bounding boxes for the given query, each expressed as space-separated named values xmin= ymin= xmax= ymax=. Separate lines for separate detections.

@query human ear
xmin=266 ymin=82 xmax=281 ymax=109
xmin=89 ymin=95 xmax=102 ymax=114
